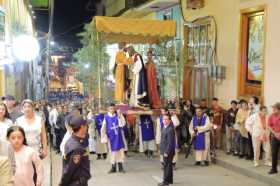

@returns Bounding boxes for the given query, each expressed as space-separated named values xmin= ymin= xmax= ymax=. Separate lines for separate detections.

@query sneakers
xmin=254 ymin=161 xmax=260 ymax=167
xmin=233 ymin=152 xmax=239 ymax=156
xmin=264 ymin=162 xmax=272 ymax=167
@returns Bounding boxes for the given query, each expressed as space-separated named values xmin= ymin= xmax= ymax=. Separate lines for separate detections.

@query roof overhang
xmin=30 ymin=0 xmax=49 ymax=9
xmin=93 ymin=16 xmax=176 ymax=44
xmin=122 ymin=0 xmax=179 ymax=18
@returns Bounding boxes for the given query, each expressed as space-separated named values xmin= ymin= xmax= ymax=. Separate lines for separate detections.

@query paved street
xmin=48 ymin=150 xmax=269 ymax=186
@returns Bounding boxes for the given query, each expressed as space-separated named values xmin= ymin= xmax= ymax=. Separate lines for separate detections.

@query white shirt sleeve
xmin=118 ymin=114 xmax=126 ymax=127
xmin=245 ymin=114 xmax=255 ymax=134
xmin=101 ymin=119 xmax=108 ymax=143
xmin=156 ymin=117 xmax=161 ymax=145
xmin=60 ymin=131 xmax=71 ymax=156
xmin=171 ymin=115 xmax=180 ymax=128
xmin=132 ymin=55 xmax=142 ymax=74
xmin=189 ymin=118 xmax=195 ymax=136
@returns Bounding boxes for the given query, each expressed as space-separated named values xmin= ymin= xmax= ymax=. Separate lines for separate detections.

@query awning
xmin=31 ymin=0 xmax=49 ymax=8
xmin=93 ymin=16 xmax=176 ymax=44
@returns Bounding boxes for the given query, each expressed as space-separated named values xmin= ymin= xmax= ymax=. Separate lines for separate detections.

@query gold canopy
xmin=93 ymin=16 xmax=176 ymax=44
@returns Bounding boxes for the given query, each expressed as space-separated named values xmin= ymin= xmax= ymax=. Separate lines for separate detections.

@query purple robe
xmin=193 ymin=115 xmax=207 ymax=150
xmin=140 ymin=115 xmax=155 ymax=141
xmin=105 ymin=114 xmax=125 ymax=151
xmin=160 ymin=116 xmax=164 ymax=130
xmin=94 ymin=114 xmax=104 ymax=135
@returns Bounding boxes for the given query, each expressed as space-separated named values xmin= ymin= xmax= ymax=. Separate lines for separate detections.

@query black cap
xmin=69 ymin=116 xmax=87 ymax=129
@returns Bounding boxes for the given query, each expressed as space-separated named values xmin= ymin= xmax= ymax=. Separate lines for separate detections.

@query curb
xmin=213 ymin=157 xmax=280 ymax=186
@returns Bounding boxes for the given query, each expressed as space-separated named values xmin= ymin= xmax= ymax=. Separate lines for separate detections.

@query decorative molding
xmin=238 ymin=5 xmax=267 ymax=102
xmin=187 ymin=0 xmax=204 ymax=10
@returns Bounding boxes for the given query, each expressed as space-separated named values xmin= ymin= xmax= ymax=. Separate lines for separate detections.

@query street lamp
xmin=12 ymin=35 xmax=40 ymax=61
xmin=84 ymin=63 xmax=90 ymax=69
xmin=50 ymin=41 xmax=55 ymax=46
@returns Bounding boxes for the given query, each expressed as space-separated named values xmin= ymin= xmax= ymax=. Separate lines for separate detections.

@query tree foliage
xmin=73 ymin=22 xmax=110 ymax=100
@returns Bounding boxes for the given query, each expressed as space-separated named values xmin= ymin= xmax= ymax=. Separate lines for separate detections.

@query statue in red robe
xmin=145 ymin=50 xmax=161 ymax=109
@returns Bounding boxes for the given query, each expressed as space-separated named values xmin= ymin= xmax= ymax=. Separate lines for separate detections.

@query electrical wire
xmin=52 ymin=17 xmax=93 ymax=38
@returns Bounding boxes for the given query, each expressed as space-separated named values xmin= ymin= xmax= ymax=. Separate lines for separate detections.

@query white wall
xmin=181 ymin=0 xmax=280 ymax=107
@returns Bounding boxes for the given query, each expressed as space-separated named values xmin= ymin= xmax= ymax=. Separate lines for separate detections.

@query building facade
xmin=0 ymin=0 xmax=41 ymax=100
xmin=106 ymin=0 xmax=280 ymax=108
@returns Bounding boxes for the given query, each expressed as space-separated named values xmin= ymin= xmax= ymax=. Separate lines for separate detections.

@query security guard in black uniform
xmin=59 ymin=116 xmax=91 ymax=186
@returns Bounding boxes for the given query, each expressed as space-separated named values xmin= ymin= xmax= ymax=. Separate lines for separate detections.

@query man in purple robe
xmin=101 ymin=104 xmax=126 ymax=173
xmin=93 ymin=113 xmax=107 ymax=160
xmin=189 ymin=107 xmax=211 ymax=166
xmin=138 ymin=114 xmax=156 ymax=159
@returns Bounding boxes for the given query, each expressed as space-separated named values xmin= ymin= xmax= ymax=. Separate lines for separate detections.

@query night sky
xmin=35 ymin=0 xmax=98 ymax=49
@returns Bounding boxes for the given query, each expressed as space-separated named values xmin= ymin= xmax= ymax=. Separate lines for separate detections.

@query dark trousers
xmin=271 ymin=136 xmax=280 ymax=171
xmin=127 ymin=126 xmax=135 ymax=145
xmin=47 ymin=124 xmax=54 ymax=147
xmin=238 ymin=132 xmax=248 ymax=156
xmin=247 ymin=133 xmax=254 ymax=158
xmin=163 ymin=154 xmax=174 ymax=184
xmin=55 ymin=128 xmax=63 ymax=151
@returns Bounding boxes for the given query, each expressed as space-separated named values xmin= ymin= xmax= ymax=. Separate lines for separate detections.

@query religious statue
xmin=114 ymin=43 xmax=134 ymax=104
xmin=127 ymin=46 xmax=150 ymax=108
xmin=145 ymin=49 xmax=161 ymax=109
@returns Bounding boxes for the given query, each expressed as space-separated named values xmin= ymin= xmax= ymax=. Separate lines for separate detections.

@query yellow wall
xmin=181 ymin=0 xmax=280 ymax=107
xmin=0 ymin=68 xmax=4 ymax=97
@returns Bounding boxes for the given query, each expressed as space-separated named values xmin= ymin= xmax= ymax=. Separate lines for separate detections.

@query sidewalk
xmin=213 ymin=151 xmax=280 ymax=186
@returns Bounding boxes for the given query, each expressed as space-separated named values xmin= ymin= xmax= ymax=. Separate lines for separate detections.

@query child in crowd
xmin=7 ymin=126 xmax=43 ymax=186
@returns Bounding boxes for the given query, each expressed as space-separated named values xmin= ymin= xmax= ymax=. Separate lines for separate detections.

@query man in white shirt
xmin=49 ymin=104 xmax=59 ymax=150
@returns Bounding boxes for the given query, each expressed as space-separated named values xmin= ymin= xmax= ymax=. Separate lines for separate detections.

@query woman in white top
xmin=245 ymin=106 xmax=271 ymax=167
xmin=15 ymin=99 xmax=48 ymax=159
xmin=0 ymin=103 xmax=13 ymax=141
